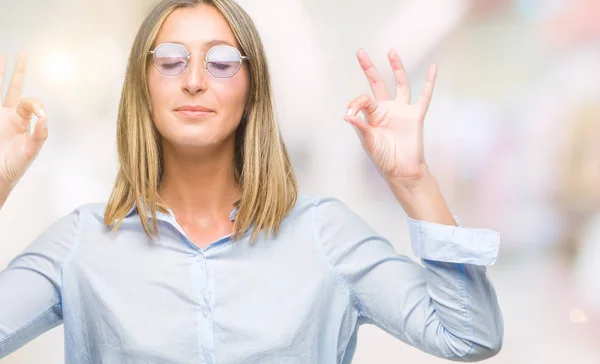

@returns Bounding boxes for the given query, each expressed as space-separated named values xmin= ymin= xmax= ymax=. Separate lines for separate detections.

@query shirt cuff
xmin=407 ymin=216 xmax=500 ymax=266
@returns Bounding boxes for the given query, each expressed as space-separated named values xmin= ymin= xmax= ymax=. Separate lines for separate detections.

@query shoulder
xmin=289 ymin=194 xmax=349 ymax=215
xmin=287 ymin=195 xmax=379 ymax=256
xmin=13 ymin=202 xmax=109 ymax=265
xmin=42 ymin=202 xmax=111 ymax=237
xmin=66 ymin=202 xmax=109 ymax=224
xmin=285 ymin=194 xmax=360 ymax=228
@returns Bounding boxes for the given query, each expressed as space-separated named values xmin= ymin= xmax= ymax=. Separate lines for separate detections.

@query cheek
xmin=216 ymin=73 xmax=250 ymax=119
xmin=147 ymin=71 xmax=178 ymax=141
xmin=147 ymin=72 xmax=161 ymax=111
xmin=148 ymin=71 xmax=176 ymax=118
xmin=148 ymin=72 xmax=165 ymax=107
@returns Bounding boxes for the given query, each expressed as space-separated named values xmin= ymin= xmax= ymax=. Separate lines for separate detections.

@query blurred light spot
xmin=45 ymin=50 xmax=76 ymax=84
xmin=569 ymin=308 xmax=588 ymax=324
xmin=79 ymin=37 xmax=126 ymax=86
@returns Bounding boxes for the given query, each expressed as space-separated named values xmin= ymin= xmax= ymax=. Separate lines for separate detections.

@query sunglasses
xmin=148 ymin=43 xmax=249 ymax=78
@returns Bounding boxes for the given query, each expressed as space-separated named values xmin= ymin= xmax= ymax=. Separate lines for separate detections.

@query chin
xmin=167 ymin=129 xmax=234 ymax=152
xmin=157 ymin=115 xmax=237 ymax=152
xmin=171 ymin=119 xmax=218 ymax=141
xmin=177 ymin=132 xmax=221 ymax=147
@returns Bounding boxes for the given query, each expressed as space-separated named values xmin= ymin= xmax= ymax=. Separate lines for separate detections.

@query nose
xmin=182 ymin=54 xmax=208 ymax=95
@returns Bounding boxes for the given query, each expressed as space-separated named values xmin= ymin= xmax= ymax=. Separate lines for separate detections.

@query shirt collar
xmin=126 ymin=202 xmax=238 ymax=222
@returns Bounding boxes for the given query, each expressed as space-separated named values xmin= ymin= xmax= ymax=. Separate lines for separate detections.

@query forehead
xmin=154 ymin=5 xmax=240 ymax=50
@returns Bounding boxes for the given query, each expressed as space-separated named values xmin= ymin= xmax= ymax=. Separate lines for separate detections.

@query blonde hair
xmin=104 ymin=0 xmax=297 ymax=242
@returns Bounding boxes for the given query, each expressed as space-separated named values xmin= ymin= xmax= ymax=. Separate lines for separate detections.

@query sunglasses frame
xmin=148 ymin=43 xmax=249 ymax=78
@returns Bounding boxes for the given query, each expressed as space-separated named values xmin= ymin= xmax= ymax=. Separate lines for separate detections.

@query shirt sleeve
xmin=311 ymin=197 xmax=503 ymax=362
xmin=0 ymin=209 xmax=80 ymax=359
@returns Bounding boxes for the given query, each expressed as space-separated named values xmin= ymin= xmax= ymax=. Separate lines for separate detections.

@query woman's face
xmin=148 ymin=5 xmax=250 ymax=153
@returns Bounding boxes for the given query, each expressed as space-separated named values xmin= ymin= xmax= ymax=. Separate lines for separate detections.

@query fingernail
xmin=38 ymin=108 xmax=46 ymax=118
xmin=346 ymin=109 xmax=354 ymax=117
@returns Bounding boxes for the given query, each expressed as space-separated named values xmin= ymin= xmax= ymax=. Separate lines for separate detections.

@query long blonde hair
xmin=104 ymin=0 xmax=297 ymax=242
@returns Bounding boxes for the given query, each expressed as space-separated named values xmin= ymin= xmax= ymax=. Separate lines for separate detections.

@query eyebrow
xmin=159 ymin=39 xmax=236 ymax=48
xmin=205 ymin=39 xmax=235 ymax=48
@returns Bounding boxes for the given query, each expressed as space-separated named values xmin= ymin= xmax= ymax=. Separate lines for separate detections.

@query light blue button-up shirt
xmin=0 ymin=195 xmax=502 ymax=363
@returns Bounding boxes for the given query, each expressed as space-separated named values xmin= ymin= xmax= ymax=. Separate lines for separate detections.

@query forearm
xmin=420 ymin=259 xmax=503 ymax=360
xmin=405 ymin=216 xmax=503 ymax=360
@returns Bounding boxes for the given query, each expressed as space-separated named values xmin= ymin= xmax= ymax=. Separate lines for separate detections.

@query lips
xmin=175 ymin=105 xmax=215 ymax=118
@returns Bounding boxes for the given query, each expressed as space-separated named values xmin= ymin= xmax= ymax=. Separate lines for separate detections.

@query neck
xmin=158 ymin=140 xmax=240 ymax=221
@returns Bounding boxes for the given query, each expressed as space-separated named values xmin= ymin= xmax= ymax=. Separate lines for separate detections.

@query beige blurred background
xmin=1 ymin=0 xmax=600 ymax=362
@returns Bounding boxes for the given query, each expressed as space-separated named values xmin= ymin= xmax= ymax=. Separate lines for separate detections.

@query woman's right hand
xmin=0 ymin=52 xmax=48 ymax=189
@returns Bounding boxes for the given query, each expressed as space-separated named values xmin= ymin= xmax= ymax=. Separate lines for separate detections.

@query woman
xmin=0 ymin=0 xmax=503 ymax=363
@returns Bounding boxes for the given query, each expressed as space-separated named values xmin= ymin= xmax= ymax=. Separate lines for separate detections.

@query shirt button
xmin=196 ymin=254 xmax=204 ymax=261
xmin=202 ymin=307 xmax=210 ymax=318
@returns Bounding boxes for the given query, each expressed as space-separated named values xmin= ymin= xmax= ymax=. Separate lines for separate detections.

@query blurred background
xmin=1 ymin=0 xmax=599 ymax=362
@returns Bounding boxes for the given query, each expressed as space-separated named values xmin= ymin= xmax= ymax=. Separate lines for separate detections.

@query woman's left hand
xmin=344 ymin=48 xmax=437 ymax=189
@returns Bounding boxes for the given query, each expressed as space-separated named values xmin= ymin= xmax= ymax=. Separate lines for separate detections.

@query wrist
xmin=387 ymin=166 xmax=436 ymax=200
xmin=0 ymin=181 xmax=14 ymax=210
xmin=388 ymin=170 xmax=456 ymax=226
xmin=388 ymin=171 xmax=438 ymax=206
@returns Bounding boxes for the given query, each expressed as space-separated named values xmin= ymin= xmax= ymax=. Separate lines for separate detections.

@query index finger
xmin=16 ymin=97 xmax=45 ymax=119
xmin=357 ymin=49 xmax=391 ymax=102
xmin=10 ymin=97 xmax=45 ymax=134
xmin=3 ymin=52 xmax=27 ymax=108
